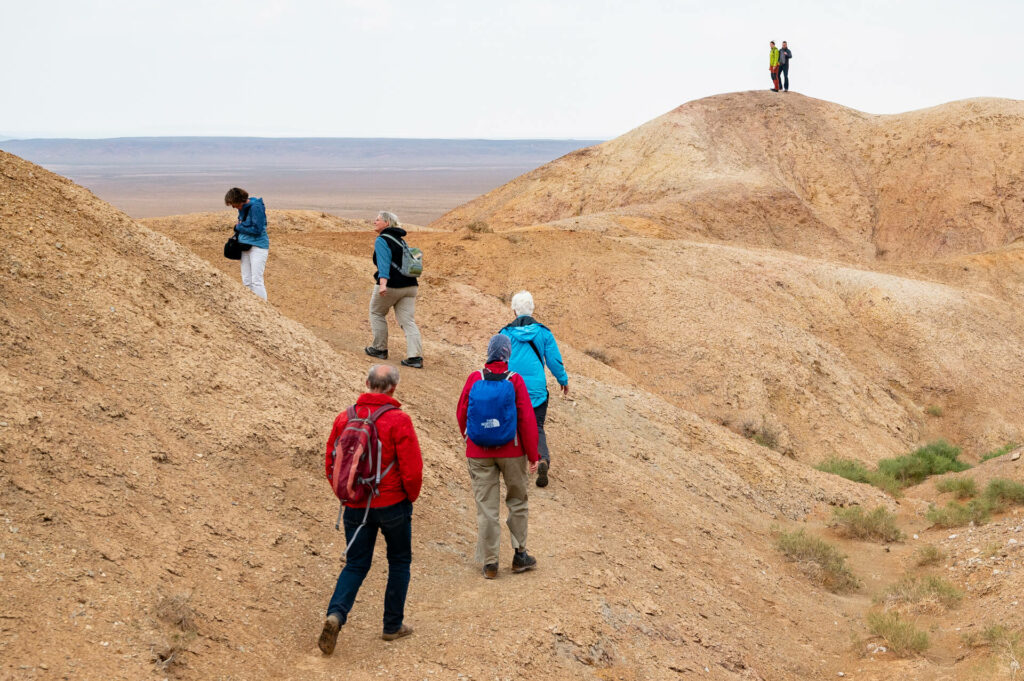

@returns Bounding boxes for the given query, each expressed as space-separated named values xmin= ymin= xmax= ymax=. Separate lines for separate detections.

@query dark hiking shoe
xmin=318 ymin=614 xmax=341 ymax=655
xmin=365 ymin=346 xmax=388 ymax=359
xmin=512 ymin=549 xmax=537 ymax=573
xmin=483 ymin=563 xmax=498 ymax=579
xmin=401 ymin=357 xmax=423 ymax=369
xmin=535 ymin=461 xmax=549 ymax=488
xmin=381 ymin=623 xmax=414 ymax=641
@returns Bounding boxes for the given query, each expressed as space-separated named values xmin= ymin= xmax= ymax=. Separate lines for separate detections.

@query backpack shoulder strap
xmin=380 ymin=233 xmax=406 ymax=247
xmin=527 ymin=339 xmax=544 ymax=366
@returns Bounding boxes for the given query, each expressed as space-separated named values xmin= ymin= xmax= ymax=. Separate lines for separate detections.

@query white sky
xmin=2 ymin=0 xmax=1022 ymax=139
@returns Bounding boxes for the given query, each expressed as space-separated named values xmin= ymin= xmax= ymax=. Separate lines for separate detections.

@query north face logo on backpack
xmin=465 ymin=370 xmax=518 ymax=448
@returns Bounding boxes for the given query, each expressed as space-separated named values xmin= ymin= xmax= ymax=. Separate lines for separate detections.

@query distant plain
xmin=0 ymin=137 xmax=601 ymax=224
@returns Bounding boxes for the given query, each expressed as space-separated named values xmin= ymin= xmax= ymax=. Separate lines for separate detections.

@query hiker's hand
xmin=378 ymin=283 xmax=388 ymax=295
xmin=529 ymin=460 xmax=539 ymax=474
xmin=561 ymin=384 xmax=570 ymax=397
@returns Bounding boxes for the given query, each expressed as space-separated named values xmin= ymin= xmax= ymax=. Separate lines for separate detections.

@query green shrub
xmin=865 ymin=471 xmax=903 ymax=496
xmin=828 ymin=506 xmax=904 ymax=542
xmin=814 ymin=458 xmax=902 ymax=496
xmin=984 ymin=478 xmax=1024 ymax=509
xmin=876 ymin=440 xmax=970 ymax=487
xmin=775 ymin=529 xmax=860 ymax=593
xmin=926 ymin=497 xmax=994 ymax=528
xmin=879 ymin=575 xmax=963 ymax=610
xmin=925 ymin=405 xmax=944 ymax=417
xmin=866 ymin=611 xmax=929 ymax=656
xmin=914 ymin=544 xmax=945 ymax=566
xmin=816 ymin=457 xmax=872 ymax=483
xmin=935 ymin=477 xmax=978 ymax=499
xmin=981 ymin=443 xmax=1019 ymax=462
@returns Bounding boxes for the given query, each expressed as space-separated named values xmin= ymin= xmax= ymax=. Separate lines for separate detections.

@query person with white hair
xmin=500 ymin=291 xmax=569 ymax=488
xmin=364 ymin=211 xmax=423 ymax=368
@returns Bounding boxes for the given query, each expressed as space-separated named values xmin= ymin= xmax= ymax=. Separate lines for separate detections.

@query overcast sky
xmin=3 ymin=0 xmax=1022 ymax=139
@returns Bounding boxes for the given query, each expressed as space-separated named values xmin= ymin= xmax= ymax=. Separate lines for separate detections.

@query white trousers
xmin=240 ymin=247 xmax=269 ymax=300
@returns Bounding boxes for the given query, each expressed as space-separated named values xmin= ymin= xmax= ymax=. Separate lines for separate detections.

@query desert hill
xmin=414 ymin=93 xmax=1024 ymax=464
xmin=434 ymin=92 xmax=1024 ymax=263
xmin=4 ymin=149 xmax=896 ymax=680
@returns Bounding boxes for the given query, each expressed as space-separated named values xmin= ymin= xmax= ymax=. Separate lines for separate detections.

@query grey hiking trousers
xmin=369 ymin=285 xmax=422 ymax=358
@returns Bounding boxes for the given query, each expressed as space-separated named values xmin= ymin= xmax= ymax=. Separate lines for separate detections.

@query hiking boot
xmin=317 ymin=614 xmax=341 ymax=655
xmin=483 ymin=563 xmax=498 ymax=579
xmin=401 ymin=357 xmax=423 ymax=369
xmin=535 ymin=460 xmax=549 ymax=488
xmin=381 ymin=623 xmax=413 ymax=641
xmin=365 ymin=346 xmax=388 ymax=359
xmin=512 ymin=549 xmax=537 ymax=573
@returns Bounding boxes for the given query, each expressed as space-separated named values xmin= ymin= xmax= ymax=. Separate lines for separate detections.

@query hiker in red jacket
xmin=318 ymin=364 xmax=423 ymax=655
xmin=456 ymin=335 xmax=540 ymax=579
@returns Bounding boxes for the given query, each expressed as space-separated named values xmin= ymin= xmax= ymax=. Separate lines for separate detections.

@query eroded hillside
xmin=4 ymin=151 xmax=887 ymax=681
xmin=423 ymin=93 xmax=1024 ymax=463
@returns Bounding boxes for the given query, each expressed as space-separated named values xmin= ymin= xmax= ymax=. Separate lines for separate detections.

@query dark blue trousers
xmin=326 ymin=499 xmax=412 ymax=635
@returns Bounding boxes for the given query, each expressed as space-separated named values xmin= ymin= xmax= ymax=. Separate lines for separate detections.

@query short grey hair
xmin=367 ymin=364 xmax=400 ymax=392
xmin=510 ymin=290 xmax=535 ymax=317
xmin=376 ymin=211 xmax=400 ymax=229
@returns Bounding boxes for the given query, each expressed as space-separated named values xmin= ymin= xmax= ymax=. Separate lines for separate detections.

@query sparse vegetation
xmin=935 ymin=476 xmax=978 ymax=499
xmin=914 ymin=544 xmax=945 ymax=567
xmin=926 ymin=497 xmax=994 ymax=528
xmin=741 ymin=419 xmax=781 ymax=451
xmin=981 ymin=626 xmax=1024 ymax=680
xmin=928 ymin=478 xmax=1024 ymax=527
xmin=814 ymin=457 xmax=902 ymax=496
xmin=981 ymin=442 xmax=1019 ymax=462
xmin=505 ymin=232 xmax=523 ymax=244
xmin=985 ymin=478 xmax=1024 ymax=509
xmin=925 ymin=405 xmax=944 ymax=417
xmin=775 ymin=529 xmax=859 ymax=593
xmin=876 ymin=440 xmax=970 ymax=487
xmin=828 ymin=506 xmax=904 ymax=542
xmin=866 ymin=611 xmax=930 ymax=656
xmin=153 ymin=593 xmax=198 ymax=672
xmin=878 ymin=575 xmax=963 ymax=611
xmin=465 ymin=220 xmax=492 ymax=233
xmin=584 ymin=347 xmax=611 ymax=364
xmin=816 ymin=457 xmax=871 ymax=483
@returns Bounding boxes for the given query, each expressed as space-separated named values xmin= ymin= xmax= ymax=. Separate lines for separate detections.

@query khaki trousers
xmin=368 ymin=285 xmax=422 ymax=358
xmin=467 ymin=456 xmax=529 ymax=565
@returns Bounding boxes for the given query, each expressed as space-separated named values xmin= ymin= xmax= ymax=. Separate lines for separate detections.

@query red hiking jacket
xmin=325 ymin=392 xmax=423 ymax=508
xmin=456 ymin=361 xmax=540 ymax=462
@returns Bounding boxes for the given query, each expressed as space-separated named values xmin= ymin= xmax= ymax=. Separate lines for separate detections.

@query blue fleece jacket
xmin=235 ymin=197 xmax=269 ymax=249
xmin=500 ymin=316 xmax=569 ymax=407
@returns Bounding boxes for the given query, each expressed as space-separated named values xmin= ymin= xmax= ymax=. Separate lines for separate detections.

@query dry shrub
xmin=153 ymin=593 xmax=198 ymax=672
xmin=935 ymin=476 xmax=978 ymax=499
xmin=466 ymin=220 xmax=492 ymax=233
xmin=775 ymin=529 xmax=859 ymax=593
xmin=914 ymin=544 xmax=945 ymax=567
xmin=866 ymin=611 xmax=929 ymax=656
xmin=828 ymin=506 xmax=904 ymax=543
xmin=741 ymin=419 xmax=780 ymax=451
xmin=584 ymin=347 xmax=611 ymax=364
xmin=505 ymin=233 xmax=523 ymax=244
xmin=878 ymin=575 xmax=963 ymax=612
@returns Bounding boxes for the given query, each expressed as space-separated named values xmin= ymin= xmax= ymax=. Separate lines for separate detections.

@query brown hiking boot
xmin=381 ymin=623 xmax=413 ymax=641
xmin=317 ymin=614 xmax=341 ymax=655
xmin=483 ymin=563 xmax=498 ymax=579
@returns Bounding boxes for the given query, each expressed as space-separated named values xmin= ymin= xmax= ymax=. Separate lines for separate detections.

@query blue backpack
xmin=466 ymin=370 xmax=519 ymax=448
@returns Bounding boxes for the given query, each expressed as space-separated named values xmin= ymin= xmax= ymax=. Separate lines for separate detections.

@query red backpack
xmin=326 ymin=404 xmax=397 ymax=550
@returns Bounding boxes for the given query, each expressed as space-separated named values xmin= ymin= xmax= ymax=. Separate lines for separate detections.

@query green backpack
xmin=381 ymin=234 xmax=424 ymax=277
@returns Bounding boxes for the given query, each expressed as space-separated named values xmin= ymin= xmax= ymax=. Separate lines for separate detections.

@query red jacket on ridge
xmin=456 ymin=361 xmax=540 ymax=462
xmin=325 ymin=392 xmax=423 ymax=508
